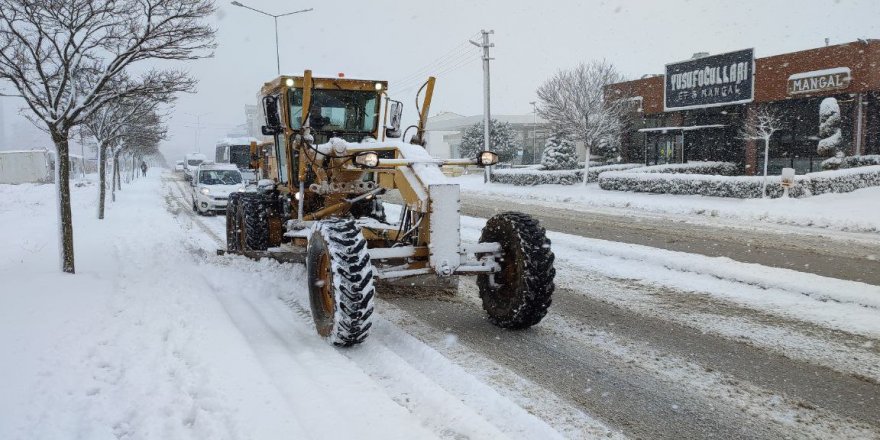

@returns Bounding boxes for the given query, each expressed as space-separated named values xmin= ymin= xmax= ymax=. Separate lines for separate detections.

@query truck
xmin=224 ymin=71 xmax=555 ymax=346
xmin=183 ymin=152 xmax=207 ymax=181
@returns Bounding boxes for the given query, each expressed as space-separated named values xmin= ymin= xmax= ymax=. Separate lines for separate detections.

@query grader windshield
xmin=289 ymin=88 xmax=380 ymax=141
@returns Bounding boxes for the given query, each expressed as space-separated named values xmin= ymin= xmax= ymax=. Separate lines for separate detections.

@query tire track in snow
xmin=163 ymin=176 xmax=573 ymax=439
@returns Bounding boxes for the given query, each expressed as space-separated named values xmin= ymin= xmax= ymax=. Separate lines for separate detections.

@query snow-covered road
xmin=2 ymin=171 xmax=879 ymax=439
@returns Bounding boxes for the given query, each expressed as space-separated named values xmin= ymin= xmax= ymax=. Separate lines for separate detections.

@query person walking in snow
xmin=140 ymin=161 xmax=148 ymax=177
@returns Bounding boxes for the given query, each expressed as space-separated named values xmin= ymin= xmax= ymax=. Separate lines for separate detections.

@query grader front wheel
xmin=477 ymin=212 xmax=555 ymax=329
xmin=306 ymin=219 xmax=376 ymax=346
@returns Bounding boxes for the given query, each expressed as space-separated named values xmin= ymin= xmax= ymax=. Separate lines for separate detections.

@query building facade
xmin=424 ymin=112 xmax=551 ymax=164
xmin=606 ymin=40 xmax=880 ymax=175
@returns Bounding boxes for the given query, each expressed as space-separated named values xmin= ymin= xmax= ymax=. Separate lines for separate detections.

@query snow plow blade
xmin=217 ymin=248 xmax=306 ymax=264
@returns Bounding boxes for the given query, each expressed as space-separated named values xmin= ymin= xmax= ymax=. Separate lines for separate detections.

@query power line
xmin=392 ymin=47 xmax=481 ymax=91
xmin=391 ymin=55 xmax=480 ymax=96
xmin=390 ymin=32 xmax=481 ymax=87
xmin=391 ymin=32 xmax=479 ymax=83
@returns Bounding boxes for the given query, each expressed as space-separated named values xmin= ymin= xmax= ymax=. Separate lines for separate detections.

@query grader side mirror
xmin=385 ymin=100 xmax=403 ymax=138
xmin=262 ymin=95 xmax=282 ymax=135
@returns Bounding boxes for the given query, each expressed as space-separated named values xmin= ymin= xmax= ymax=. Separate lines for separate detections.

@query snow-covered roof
xmin=638 ymin=124 xmax=726 ymax=133
xmin=216 ymin=137 xmax=259 ymax=147
xmin=198 ymin=162 xmax=239 ymax=170
xmin=0 ymin=149 xmax=50 ymax=154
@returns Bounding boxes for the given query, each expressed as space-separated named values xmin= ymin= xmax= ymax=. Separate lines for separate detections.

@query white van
xmin=191 ymin=163 xmax=244 ymax=215
xmin=183 ymin=152 xmax=207 ymax=181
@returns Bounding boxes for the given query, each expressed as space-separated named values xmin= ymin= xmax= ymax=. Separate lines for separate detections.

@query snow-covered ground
xmin=454 ymin=173 xmax=880 ymax=234
xmin=3 ymin=172 xmax=879 ymax=439
xmin=0 ymin=174 xmax=574 ymax=440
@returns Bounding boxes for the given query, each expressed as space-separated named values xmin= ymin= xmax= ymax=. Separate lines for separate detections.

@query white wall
xmin=0 ymin=151 xmax=51 ymax=184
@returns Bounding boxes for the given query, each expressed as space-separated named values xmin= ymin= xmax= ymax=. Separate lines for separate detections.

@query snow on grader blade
xmin=223 ymin=70 xmax=555 ymax=346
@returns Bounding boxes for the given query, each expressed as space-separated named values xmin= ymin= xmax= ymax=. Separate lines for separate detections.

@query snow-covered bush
xmin=817 ymin=98 xmax=843 ymax=164
xmin=491 ymin=163 xmax=643 ymax=186
xmin=598 ymin=165 xmax=880 ymax=198
xmin=594 ymin=136 xmax=620 ymax=162
xmin=631 ymin=161 xmax=739 ymax=175
xmin=540 ymin=135 xmax=577 ymax=170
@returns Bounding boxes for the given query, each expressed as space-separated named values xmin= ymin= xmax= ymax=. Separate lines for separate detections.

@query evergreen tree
xmin=540 ymin=135 xmax=577 ymax=170
xmin=459 ymin=119 xmax=517 ymax=163
xmin=817 ymin=97 xmax=843 ymax=157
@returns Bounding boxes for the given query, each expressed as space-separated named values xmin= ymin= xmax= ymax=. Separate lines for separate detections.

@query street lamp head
xmin=230 ymin=1 xmax=242 ymax=6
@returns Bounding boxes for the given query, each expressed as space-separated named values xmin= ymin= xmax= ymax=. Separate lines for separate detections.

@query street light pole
xmin=183 ymin=112 xmax=211 ymax=153
xmin=530 ymin=101 xmax=537 ymax=164
xmin=230 ymin=1 xmax=314 ymax=76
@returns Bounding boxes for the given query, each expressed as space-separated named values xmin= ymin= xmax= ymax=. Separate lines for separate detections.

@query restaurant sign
xmin=665 ymin=48 xmax=754 ymax=111
xmin=787 ymin=67 xmax=851 ymax=95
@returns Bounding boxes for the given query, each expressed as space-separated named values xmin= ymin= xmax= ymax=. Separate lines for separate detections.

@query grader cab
xmin=225 ymin=71 xmax=555 ymax=346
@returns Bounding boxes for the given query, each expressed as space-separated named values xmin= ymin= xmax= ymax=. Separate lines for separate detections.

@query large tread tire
xmin=477 ymin=211 xmax=555 ymax=329
xmin=306 ymin=218 xmax=375 ymax=346
xmin=240 ymin=193 xmax=269 ymax=251
xmin=225 ymin=192 xmax=242 ymax=253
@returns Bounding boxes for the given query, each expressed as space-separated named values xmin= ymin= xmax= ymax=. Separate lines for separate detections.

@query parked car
xmin=183 ymin=152 xmax=207 ymax=181
xmin=175 ymin=160 xmax=185 ymax=172
xmin=191 ymin=163 xmax=244 ymax=215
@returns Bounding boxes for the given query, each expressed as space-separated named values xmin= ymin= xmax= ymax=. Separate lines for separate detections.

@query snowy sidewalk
xmin=0 ymin=173 xmax=569 ymax=440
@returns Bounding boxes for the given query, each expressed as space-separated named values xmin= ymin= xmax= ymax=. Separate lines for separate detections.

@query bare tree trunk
xmin=51 ymin=130 xmax=76 ymax=274
xmin=98 ymin=143 xmax=108 ymax=219
xmin=582 ymin=142 xmax=592 ymax=186
xmin=117 ymin=152 xmax=123 ymax=189
xmin=762 ymin=137 xmax=770 ymax=198
xmin=112 ymin=150 xmax=120 ymax=201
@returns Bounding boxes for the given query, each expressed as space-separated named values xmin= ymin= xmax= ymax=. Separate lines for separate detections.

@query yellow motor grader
xmin=225 ymin=70 xmax=555 ymax=346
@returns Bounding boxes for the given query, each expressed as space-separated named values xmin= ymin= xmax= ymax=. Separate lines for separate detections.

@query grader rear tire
xmin=240 ymin=194 xmax=269 ymax=251
xmin=477 ymin=211 xmax=555 ymax=329
xmin=306 ymin=218 xmax=375 ymax=346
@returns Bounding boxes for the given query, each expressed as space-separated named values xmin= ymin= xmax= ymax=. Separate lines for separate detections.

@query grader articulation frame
xmin=225 ymin=71 xmax=555 ymax=346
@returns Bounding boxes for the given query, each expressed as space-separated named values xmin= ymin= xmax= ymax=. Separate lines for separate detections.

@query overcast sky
xmin=2 ymin=0 xmax=879 ymax=162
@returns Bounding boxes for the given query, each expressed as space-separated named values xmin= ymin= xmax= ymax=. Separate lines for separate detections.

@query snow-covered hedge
xmin=491 ymin=163 xmax=643 ymax=186
xmin=839 ymin=155 xmax=880 ymax=169
xmin=807 ymin=165 xmax=880 ymax=195
xmin=598 ymin=165 xmax=880 ymax=198
xmin=627 ymin=161 xmax=740 ymax=175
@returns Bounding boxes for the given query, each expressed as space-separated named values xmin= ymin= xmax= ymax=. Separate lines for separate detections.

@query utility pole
xmin=470 ymin=29 xmax=494 ymax=183
xmin=530 ymin=101 xmax=538 ymax=164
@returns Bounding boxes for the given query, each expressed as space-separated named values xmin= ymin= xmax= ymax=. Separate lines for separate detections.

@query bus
xmin=215 ymin=137 xmax=259 ymax=182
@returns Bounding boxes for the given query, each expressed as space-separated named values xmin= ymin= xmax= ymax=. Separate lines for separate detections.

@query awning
xmin=638 ymin=124 xmax=726 ymax=133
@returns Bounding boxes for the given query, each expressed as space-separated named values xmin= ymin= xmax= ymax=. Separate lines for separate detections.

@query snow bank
xmin=599 ymin=165 xmax=880 ymax=198
xmin=491 ymin=163 xmax=643 ymax=186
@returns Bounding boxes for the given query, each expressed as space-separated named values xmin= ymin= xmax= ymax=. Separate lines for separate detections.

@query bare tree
xmin=740 ymin=106 xmax=785 ymax=198
xmin=81 ymin=80 xmax=182 ymax=219
xmin=536 ymin=60 xmax=629 ymax=185
xmin=110 ymin=108 xmax=166 ymax=201
xmin=0 ymin=0 xmax=215 ymax=273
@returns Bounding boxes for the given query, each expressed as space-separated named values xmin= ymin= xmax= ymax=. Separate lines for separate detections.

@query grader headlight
xmin=477 ymin=151 xmax=499 ymax=167
xmin=355 ymin=151 xmax=380 ymax=168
